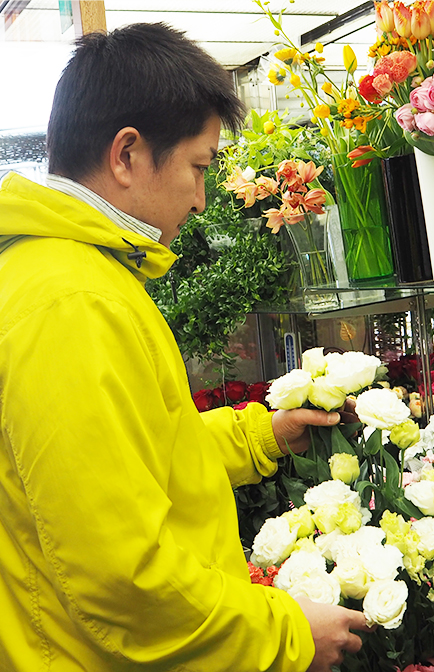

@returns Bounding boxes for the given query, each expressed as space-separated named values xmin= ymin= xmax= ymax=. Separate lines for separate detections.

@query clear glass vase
xmin=332 ymin=153 xmax=395 ymax=284
xmin=285 ymin=208 xmax=339 ymax=312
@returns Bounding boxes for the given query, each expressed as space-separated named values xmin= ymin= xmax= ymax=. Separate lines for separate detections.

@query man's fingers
xmin=288 ymin=408 xmax=340 ymax=428
xmin=347 ymin=611 xmax=372 ymax=632
xmin=344 ymin=632 xmax=363 ymax=654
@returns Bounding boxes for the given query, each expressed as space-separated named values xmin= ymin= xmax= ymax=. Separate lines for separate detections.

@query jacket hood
xmin=0 ymin=172 xmax=177 ymax=281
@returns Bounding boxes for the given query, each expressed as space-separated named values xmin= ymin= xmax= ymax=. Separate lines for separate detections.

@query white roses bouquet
xmin=248 ymin=347 xmax=434 ymax=672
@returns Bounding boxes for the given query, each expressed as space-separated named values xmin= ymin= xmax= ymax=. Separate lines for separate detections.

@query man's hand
xmin=295 ymin=598 xmax=374 ymax=672
xmin=271 ymin=398 xmax=359 ymax=455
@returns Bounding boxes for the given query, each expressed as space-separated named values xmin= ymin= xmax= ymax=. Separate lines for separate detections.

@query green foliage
xmin=147 ymin=164 xmax=298 ymax=364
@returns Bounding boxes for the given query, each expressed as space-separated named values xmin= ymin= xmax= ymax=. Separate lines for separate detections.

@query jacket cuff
xmin=257 ymin=410 xmax=284 ymax=460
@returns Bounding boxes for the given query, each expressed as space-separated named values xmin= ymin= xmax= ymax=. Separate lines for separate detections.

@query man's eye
xmin=197 ymin=166 xmax=208 ymax=174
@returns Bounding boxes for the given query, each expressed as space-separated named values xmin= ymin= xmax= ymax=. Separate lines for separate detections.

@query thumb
xmin=286 ymin=408 xmax=341 ymax=428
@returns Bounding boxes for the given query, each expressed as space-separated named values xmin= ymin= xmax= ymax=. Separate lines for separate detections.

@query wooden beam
xmin=72 ymin=0 xmax=106 ymax=37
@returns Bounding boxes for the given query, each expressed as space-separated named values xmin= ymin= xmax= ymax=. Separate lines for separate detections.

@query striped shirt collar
xmin=45 ymin=173 xmax=162 ymax=243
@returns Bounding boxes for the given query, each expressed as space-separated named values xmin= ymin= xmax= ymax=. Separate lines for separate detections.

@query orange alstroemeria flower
xmin=411 ymin=3 xmax=431 ymax=39
xmin=297 ymin=159 xmax=324 ymax=184
xmin=394 ymin=2 xmax=412 ymax=37
xmin=375 ymin=0 xmax=395 ymax=32
xmin=255 ymin=176 xmax=279 ymax=200
xmin=263 ymin=208 xmax=285 ymax=234
xmin=234 ymin=182 xmax=258 ymax=208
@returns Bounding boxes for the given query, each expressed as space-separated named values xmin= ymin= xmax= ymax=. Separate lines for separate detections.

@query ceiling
xmin=0 ymin=1 xmax=378 ymax=132
xmin=2 ymin=1 xmax=377 ymax=67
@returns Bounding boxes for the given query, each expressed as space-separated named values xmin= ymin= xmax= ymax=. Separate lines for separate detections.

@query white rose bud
xmin=274 ymin=549 xmax=326 ymax=592
xmin=304 ymin=479 xmax=361 ymax=511
xmin=302 ymin=347 xmax=327 ymax=378
xmin=332 ymin=557 xmax=369 ymax=599
xmin=265 ymin=369 xmax=312 ymax=410
xmin=363 ymin=579 xmax=408 ymax=629
xmin=355 ymin=388 xmax=410 ymax=430
xmin=287 ymin=569 xmax=341 ymax=605
xmin=241 ymin=166 xmax=256 ymax=181
xmin=412 ymin=517 xmax=434 ymax=561
xmin=405 ymin=481 xmax=434 ymax=516
xmin=308 ymin=376 xmax=347 ymax=412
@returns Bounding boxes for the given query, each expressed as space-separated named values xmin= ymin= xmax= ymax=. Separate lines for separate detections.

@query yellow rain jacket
xmin=0 ymin=172 xmax=314 ymax=672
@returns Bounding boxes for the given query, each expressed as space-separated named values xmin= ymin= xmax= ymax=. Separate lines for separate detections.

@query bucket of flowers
xmin=248 ymin=346 xmax=434 ymax=672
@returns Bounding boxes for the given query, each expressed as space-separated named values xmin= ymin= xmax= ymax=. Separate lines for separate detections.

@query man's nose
xmin=190 ymin=183 xmax=206 ymax=214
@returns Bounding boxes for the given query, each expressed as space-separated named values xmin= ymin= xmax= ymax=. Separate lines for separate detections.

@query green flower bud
xmin=329 ymin=453 xmax=360 ymax=484
xmin=390 ymin=419 xmax=420 ymax=449
xmin=335 ymin=502 xmax=362 ymax=534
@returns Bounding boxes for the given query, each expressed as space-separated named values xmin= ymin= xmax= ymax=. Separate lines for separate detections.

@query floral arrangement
xmin=246 ymin=346 xmax=434 ymax=671
xmin=193 ymin=380 xmax=270 ymax=412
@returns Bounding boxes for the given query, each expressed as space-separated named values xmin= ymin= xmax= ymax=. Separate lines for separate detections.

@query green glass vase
xmin=332 ymin=153 xmax=395 ymax=284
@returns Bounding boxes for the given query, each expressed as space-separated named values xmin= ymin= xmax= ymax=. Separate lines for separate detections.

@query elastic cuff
xmin=257 ymin=410 xmax=284 ymax=460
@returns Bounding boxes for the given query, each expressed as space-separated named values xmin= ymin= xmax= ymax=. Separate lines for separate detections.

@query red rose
xmin=232 ymin=401 xmax=250 ymax=411
xmin=247 ymin=381 xmax=270 ymax=404
xmin=401 ymin=354 xmax=419 ymax=380
xmin=266 ymin=565 xmax=279 ymax=579
xmin=224 ymin=380 xmax=247 ymax=403
xmin=358 ymin=74 xmax=382 ymax=103
xmin=193 ymin=388 xmax=214 ymax=412
xmin=256 ymin=576 xmax=273 ymax=586
xmin=212 ymin=386 xmax=225 ymax=405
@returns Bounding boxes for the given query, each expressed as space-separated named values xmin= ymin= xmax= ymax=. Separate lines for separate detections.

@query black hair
xmin=46 ymin=22 xmax=245 ymax=180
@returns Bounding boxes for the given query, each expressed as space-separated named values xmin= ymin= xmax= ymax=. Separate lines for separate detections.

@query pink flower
xmin=402 ymin=665 xmax=434 ymax=672
xmin=303 ymin=188 xmax=326 ymax=214
xmin=410 ymin=85 xmax=434 ymax=112
xmin=395 ymin=103 xmax=417 ymax=131
xmin=373 ymin=73 xmax=394 ymax=96
xmin=414 ymin=111 xmax=434 ymax=136
xmin=421 ymin=75 xmax=434 ymax=89
xmin=247 ymin=561 xmax=265 ymax=583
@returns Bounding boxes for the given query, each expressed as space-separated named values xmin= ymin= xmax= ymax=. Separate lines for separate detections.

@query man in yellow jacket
xmin=0 ymin=22 xmax=369 ymax=672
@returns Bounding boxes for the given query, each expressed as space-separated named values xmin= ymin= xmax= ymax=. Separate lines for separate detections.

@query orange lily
xmin=411 ymin=3 xmax=431 ymax=39
xmin=393 ymin=2 xmax=412 ymax=37
xmin=255 ymin=176 xmax=279 ymax=200
xmin=375 ymin=1 xmax=395 ymax=33
xmin=234 ymin=182 xmax=258 ymax=208
xmin=222 ymin=166 xmax=248 ymax=192
xmin=303 ymin=189 xmax=326 ymax=214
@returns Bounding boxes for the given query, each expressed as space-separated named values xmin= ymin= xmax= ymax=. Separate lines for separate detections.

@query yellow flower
xmin=268 ymin=69 xmax=286 ymax=85
xmin=310 ymin=116 xmax=318 ymax=124
xmin=313 ymin=104 xmax=330 ymax=118
xmin=274 ymin=29 xmax=280 ymax=36
xmin=321 ymin=82 xmax=333 ymax=94
xmin=329 ymin=453 xmax=360 ymax=484
xmin=290 ymin=73 xmax=301 ymax=87
xmin=274 ymin=47 xmax=297 ymax=63
xmin=315 ymin=42 xmax=324 ymax=53
xmin=378 ymin=44 xmax=391 ymax=56
xmin=343 ymin=45 xmax=357 ymax=73
xmin=427 ymin=59 xmax=434 ymax=69
xmin=320 ymin=127 xmax=329 ymax=136
xmin=389 ymin=419 xmax=420 ymax=449
xmin=263 ymin=121 xmax=275 ymax=135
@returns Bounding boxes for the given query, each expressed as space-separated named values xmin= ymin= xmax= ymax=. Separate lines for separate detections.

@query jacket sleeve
xmin=2 ymin=290 xmax=314 ymax=672
xmin=200 ymin=404 xmax=284 ymax=487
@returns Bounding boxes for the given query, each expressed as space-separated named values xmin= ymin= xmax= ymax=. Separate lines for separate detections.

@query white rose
xmin=412 ymin=517 xmax=434 ymax=560
xmin=308 ymin=376 xmax=347 ymax=412
xmin=242 ymin=166 xmax=256 ymax=181
xmin=315 ymin=529 xmax=345 ymax=561
xmin=302 ymin=347 xmax=326 ymax=378
xmin=355 ymin=388 xmax=410 ymax=430
xmin=363 ymin=579 xmax=408 ymax=629
xmin=265 ymin=370 xmax=312 ymax=410
xmin=251 ymin=516 xmax=297 ymax=567
xmin=322 ymin=526 xmax=385 ymax=564
xmin=332 ymin=556 xmax=369 ymax=599
xmin=304 ymin=479 xmax=361 ymax=511
xmin=274 ymin=549 xmax=326 ymax=592
xmin=325 ymin=351 xmax=381 ymax=394
xmin=287 ymin=569 xmax=341 ymax=605
xmin=404 ymin=481 xmax=434 ymax=516
xmin=359 ymin=544 xmax=403 ymax=582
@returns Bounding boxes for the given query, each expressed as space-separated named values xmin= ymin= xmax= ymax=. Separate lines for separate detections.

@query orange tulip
xmin=424 ymin=0 xmax=434 ymax=32
xmin=375 ymin=0 xmax=395 ymax=32
xmin=347 ymin=145 xmax=375 ymax=168
xmin=394 ymin=2 xmax=412 ymax=37
xmin=411 ymin=3 xmax=431 ymax=39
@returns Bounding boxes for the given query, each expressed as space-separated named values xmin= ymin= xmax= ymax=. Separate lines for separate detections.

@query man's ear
xmin=108 ymin=127 xmax=151 ymax=187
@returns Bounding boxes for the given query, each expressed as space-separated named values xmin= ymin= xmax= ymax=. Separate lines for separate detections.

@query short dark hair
xmin=47 ymin=22 xmax=245 ymax=180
